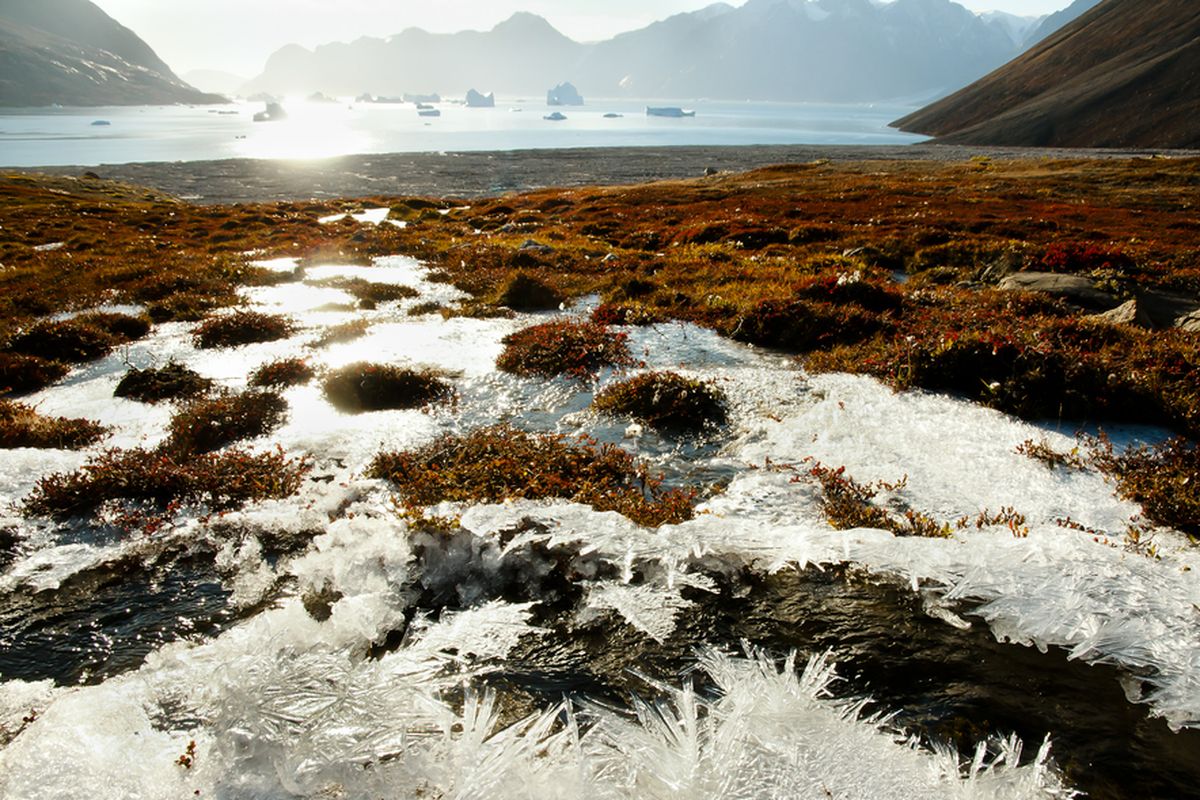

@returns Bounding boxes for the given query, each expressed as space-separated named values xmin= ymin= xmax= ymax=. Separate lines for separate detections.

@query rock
xmin=1090 ymin=299 xmax=1154 ymax=328
xmin=1135 ymin=289 xmax=1200 ymax=329
xmin=979 ymin=249 xmax=1028 ymax=283
xmin=547 ymin=82 xmax=584 ymax=106
xmin=465 ymin=89 xmax=495 ymax=108
xmin=996 ymin=272 xmax=1119 ymax=310
xmin=1177 ymin=311 xmax=1200 ymax=333
xmin=519 ymin=239 xmax=553 ymax=253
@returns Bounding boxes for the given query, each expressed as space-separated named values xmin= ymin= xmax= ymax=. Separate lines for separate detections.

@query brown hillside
xmin=894 ymin=0 xmax=1200 ymax=148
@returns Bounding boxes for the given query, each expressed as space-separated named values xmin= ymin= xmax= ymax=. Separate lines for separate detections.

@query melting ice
xmin=0 ymin=251 xmax=1197 ymax=797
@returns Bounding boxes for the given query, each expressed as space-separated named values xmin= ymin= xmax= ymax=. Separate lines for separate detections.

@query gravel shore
xmin=13 ymin=143 xmax=1195 ymax=204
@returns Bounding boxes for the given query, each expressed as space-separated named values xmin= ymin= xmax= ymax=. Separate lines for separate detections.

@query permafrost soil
xmin=2 ymin=243 xmax=1199 ymax=798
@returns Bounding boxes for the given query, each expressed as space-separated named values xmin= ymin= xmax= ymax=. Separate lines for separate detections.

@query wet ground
xmin=16 ymin=143 xmax=1198 ymax=203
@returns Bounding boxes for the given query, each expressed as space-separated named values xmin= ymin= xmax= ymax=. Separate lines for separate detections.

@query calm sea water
xmin=0 ymin=98 xmax=925 ymax=167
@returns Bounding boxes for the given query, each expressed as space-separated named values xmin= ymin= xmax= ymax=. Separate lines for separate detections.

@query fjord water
xmin=3 ymin=232 xmax=1200 ymax=798
xmin=0 ymin=98 xmax=924 ymax=167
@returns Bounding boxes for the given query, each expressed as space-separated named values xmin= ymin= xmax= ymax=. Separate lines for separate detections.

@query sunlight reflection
xmin=233 ymin=100 xmax=374 ymax=160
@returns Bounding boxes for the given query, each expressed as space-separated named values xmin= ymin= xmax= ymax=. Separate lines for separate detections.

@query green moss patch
xmin=24 ymin=446 xmax=309 ymax=520
xmin=114 ymin=362 xmax=213 ymax=403
xmin=367 ymin=424 xmax=695 ymax=527
xmin=0 ymin=400 xmax=107 ymax=449
xmin=322 ymin=362 xmax=453 ymax=413
xmin=593 ymin=371 xmax=728 ymax=432
xmin=249 ymin=357 xmax=314 ymax=388
xmin=167 ymin=390 xmax=288 ymax=454
xmin=496 ymin=319 xmax=636 ymax=379
xmin=192 ymin=311 xmax=296 ymax=349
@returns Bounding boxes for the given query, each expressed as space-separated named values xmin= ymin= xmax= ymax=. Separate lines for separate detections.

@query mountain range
xmin=0 ymin=0 xmax=223 ymax=106
xmin=894 ymin=0 xmax=1200 ymax=147
xmin=243 ymin=0 xmax=1046 ymax=103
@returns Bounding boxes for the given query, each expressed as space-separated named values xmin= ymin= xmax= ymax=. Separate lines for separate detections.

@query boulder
xmin=996 ymin=272 xmax=1118 ymax=310
xmin=1177 ymin=311 xmax=1200 ymax=333
xmin=1090 ymin=299 xmax=1154 ymax=328
xmin=547 ymin=82 xmax=584 ymax=106
xmin=1135 ymin=290 xmax=1200 ymax=329
xmin=465 ymin=89 xmax=495 ymax=108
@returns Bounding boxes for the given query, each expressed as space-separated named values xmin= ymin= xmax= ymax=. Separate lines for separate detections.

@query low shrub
xmin=593 ymin=371 xmax=728 ymax=432
xmin=1015 ymin=438 xmax=1086 ymax=471
xmin=24 ymin=446 xmax=309 ymax=520
xmin=322 ymin=362 xmax=453 ymax=412
xmin=193 ymin=311 xmax=295 ymax=349
xmin=76 ymin=312 xmax=152 ymax=342
xmin=731 ymin=298 xmax=884 ymax=352
xmin=311 ymin=319 xmax=370 ymax=348
xmin=5 ymin=319 xmax=118 ymax=363
xmin=494 ymin=272 xmax=563 ymax=310
xmin=114 ymin=362 xmax=212 ymax=403
xmin=590 ymin=302 xmax=664 ymax=327
xmin=0 ymin=400 xmax=107 ymax=449
xmin=803 ymin=461 xmax=949 ymax=538
xmin=167 ymin=389 xmax=288 ymax=454
xmin=1040 ymin=242 xmax=1134 ymax=275
xmin=146 ymin=293 xmax=225 ymax=323
xmin=1090 ymin=435 xmax=1200 ymax=536
xmin=407 ymin=301 xmax=446 ymax=317
xmin=367 ymin=424 xmax=695 ymax=527
xmin=0 ymin=353 xmax=70 ymax=395
xmin=249 ymin=357 xmax=314 ymax=388
xmin=496 ymin=319 xmax=636 ymax=379
xmin=314 ymin=277 xmax=419 ymax=308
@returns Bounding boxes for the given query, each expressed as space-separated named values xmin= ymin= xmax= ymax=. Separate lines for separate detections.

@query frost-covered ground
xmin=1 ymin=241 xmax=1197 ymax=798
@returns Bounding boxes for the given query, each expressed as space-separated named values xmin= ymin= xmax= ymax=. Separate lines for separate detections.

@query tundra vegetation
xmin=2 ymin=159 xmax=1199 ymax=529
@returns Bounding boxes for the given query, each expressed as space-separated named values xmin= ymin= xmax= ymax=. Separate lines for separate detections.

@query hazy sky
xmin=92 ymin=0 xmax=1074 ymax=77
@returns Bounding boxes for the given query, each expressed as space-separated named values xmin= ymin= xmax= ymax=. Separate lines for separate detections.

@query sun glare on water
xmin=233 ymin=99 xmax=374 ymax=160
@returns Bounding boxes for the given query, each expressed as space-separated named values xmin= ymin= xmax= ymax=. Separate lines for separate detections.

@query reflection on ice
xmin=317 ymin=207 xmax=396 ymax=226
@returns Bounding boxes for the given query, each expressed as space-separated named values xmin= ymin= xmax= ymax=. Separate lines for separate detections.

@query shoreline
xmin=8 ymin=143 xmax=1197 ymax=204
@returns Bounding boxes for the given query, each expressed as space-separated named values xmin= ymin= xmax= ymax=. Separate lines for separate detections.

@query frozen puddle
xmin=1 ymin=253 xmax=1199 ymax=798
xmin=318 ymin=207 xmax=405 ymax=227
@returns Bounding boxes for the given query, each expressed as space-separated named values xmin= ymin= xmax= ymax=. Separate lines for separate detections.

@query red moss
xmin=250 ymin=357 xmax=314 ymax=388
xmin=193 ymin=311 xmax=296 ymax=349
xmin=167 ymin=390 xmax=288 ymax=454
xmin=0 ymin=400 xmax=107 ymax=449
xmin=322 ymin=362 xmax=453 ymax=412
xmin=496 ymin=319 xmax=636 ymax=379
xmin=24 ymin=446 xmax=310 ymax=520
xmin=367 ymin=424 xmax=695 ymax=527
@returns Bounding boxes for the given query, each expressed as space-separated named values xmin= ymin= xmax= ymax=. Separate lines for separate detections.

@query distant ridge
xmin=894 ymin=0 xmax=1200 ymax=148
xmin=243 ymin=0 xmax=1042 ymax=103
xmin=0 ymin=0 xmax=225 ymax=106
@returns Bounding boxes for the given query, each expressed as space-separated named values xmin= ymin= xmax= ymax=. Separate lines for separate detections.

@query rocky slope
xmin=893 ymin=0 xmax=1200 ymax=148
xmin=0 ymin=0 xmax=224 ymax=106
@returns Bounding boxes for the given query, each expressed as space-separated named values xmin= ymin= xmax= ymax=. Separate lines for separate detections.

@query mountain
xmin=980 ymin=10 xmax=1041 ymax=47
xmin=183 ymin=69 xmax=247 ymax=97
xmin=1021 ymin=0 xmax=1103 ymax=47
xmin=243 ymin=0 xmax=1024 ymax=103
xmin=0 ymin=0 xmax=223 ymax=106
xmin=893 ymin=0 xmax=1200 ymax=148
